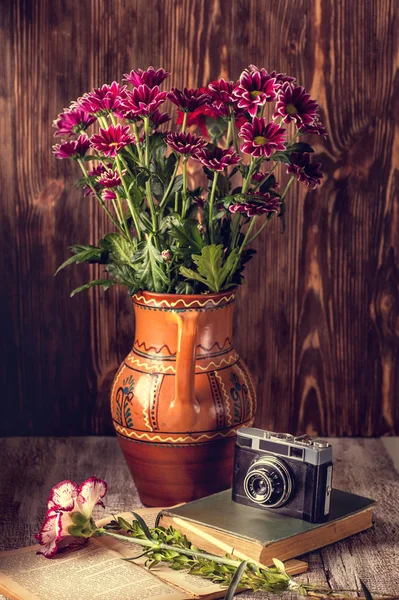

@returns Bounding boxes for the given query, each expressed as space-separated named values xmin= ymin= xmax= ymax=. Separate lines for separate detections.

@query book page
xmin=0 ymin=542 xmax=187 ymax=600
xmin=0 ymin=508 xmax=227 ymax=600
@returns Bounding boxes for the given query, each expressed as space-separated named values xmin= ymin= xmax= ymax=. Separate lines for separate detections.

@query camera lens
xmin=243 ymin=457 xmax=293 ymax=508
xmin=245 ymin=473 xmax=272 ymax=503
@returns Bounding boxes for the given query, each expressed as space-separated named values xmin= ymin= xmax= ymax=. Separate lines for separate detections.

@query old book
xmin=157 ymin=488 xmax=375 ymax=567
xmin=0 ymin=507 xmax=306 ymax=600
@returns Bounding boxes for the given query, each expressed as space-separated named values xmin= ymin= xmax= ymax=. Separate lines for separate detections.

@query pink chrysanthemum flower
xmin=102 ymin=189 xmax=117 ymax=201
xmin=78 ymin=82 xmax=127 ymax=116
xmin=165 ymin=132 xmax=207 ymax=156
xmin=274 ymin=84 xmax=319 ymax=127
xmin=239 ymin=117 xmax=287 ymax=158
xmin=248 ymin=65 xmax=296 ymax=90
xmin=98 ymin=170 xmax=122 ymax=188
xmin=229 ymin=194 xmax=280 ymax=217
xmin=150 ymin=109 xmax=171 ymax=129
xmin=35 ymin=477 xmax=107 ymax=558
xmin=52 ymin=134 xmax=91 ymax=159
xmin=208 ymin=79 xmax=236 ymax=106
xmin=167 ymin=87 xmax=211 ymax=112
xmin=233 ymin=68 xmax=277 ymax=117
xmin=299 ymin=118 xmax=328 ymax=138
xmin=87 ymin=164 xmax=108 ymax=177
xmin=193 ymin=146 xmax=241 ymax=171
xmin=120 ymin=85 xmax=168 ymax=118
xmin=53 ymin=105 xmax=96 ymax=137
xmin=124 ymin=66 xmax=170 ymax=88
xmin=90 ymin=124 xmax=134 ymax=157
xmin=287 ymin=153 xmax=323 ymax=188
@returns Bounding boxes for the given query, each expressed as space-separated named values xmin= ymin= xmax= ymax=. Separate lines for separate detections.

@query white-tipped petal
xmin=35 ymin=510 xmax=62 ymax=558
xmin=77 ymin=477 xmax=107 ymax=518
xmin=47 ymin=480 xmax=78 ymax=511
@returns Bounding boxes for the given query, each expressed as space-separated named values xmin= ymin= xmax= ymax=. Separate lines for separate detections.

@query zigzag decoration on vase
xmin=134 ymin=339 xmax=175 ymax=356
xmin=133 ymin=292 xmax=235 ymax=309
xmin=114 ymin=420 xmax=253 ymax=444
xmin=126 ymin=353 xmax=239 ymax=374
xmin=196 ymin=337 xmax=233 ymax=354
xmin=215 ymin=371 xmax=233 ymax=426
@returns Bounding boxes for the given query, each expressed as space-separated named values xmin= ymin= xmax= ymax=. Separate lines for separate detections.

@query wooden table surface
xmin=1 ymin=437 xmax=398 ymax=599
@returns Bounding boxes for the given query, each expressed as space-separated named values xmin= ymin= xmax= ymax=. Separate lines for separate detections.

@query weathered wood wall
xmin=1 ymin=0 xmax=398 ymax=436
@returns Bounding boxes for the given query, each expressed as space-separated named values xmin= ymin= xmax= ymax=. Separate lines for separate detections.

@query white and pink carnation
xmin=35 ymin=476 xmax=107 ymax=558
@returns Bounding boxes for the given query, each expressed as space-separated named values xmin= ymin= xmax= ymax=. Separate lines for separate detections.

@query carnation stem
xmin=114 ymin=154 xmax=142 ymax=241
xmin=77 ymin=159 xmax=125 ymax=234
xmin=208 ymin=172 xmax=219 ymax=244
xmin=98 ymin=530 xmax=263 ymax=570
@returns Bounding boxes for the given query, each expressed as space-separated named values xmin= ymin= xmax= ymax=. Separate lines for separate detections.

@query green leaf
xmin=180 ymin=245 xmax=239 ymax=293
xmin=135 ymin=236 xmax=168 ymax=292
xmin=359 ymin=579 xmax=374 ymax=600
xmin=223 ymin=560 xmax=248 ymax=600
xmin=131 ymin=511 xmax=156 ymax=541
xmin=55 ymin=245 xmax=105 ymax=275
xmin=287 ymin=142 xmax=314 ymax=153
xmin=70 ymin=279 xmax=114 ymax=297
xmin=272 ymin=558 xmax=285 ymax=572
xmin=171 ymin=221 xmax=204 ymax=255
xmin=102 ymin=233 xmax=135 ymax=265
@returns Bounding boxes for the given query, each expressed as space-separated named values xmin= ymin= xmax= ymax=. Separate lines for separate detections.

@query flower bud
xmin=161 ymin=249 xmax=172 ymax=262
xmin=197 ymin=224 xmax=206 ymax=235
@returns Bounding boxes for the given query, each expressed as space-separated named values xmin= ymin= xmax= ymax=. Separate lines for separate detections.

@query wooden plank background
xmin=1 ymin=0 xmax=398 ymax=436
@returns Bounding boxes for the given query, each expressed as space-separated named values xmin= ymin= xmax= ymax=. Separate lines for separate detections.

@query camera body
xmin=232 ymin=428 xmax=333 ymax=523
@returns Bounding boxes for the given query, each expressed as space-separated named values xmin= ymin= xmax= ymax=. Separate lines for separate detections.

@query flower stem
xmin=77 ymin=159 xmax=125 ymax=234
xmin=159 ymin=156 xmax=180 ymax=211
xmin=115 ymin=191 xmax=132 ymax=241
xmin=229 ymin=107 xmax=240 ymax=153
xmin=239 ymin=217 xmax=257 ymax=254
xmin=226 ymin=119 xmax=233 ymax=147
xmin=143 ymin=116 xmax=158 ymax=239
xmin=181 ymin=112 xmax=188 ymax=133
xmin=246 ymin=213 xmax=275 ymax=245
xmin=208 ymin=172 xmax=219 ymax=244
xmin=182 ymin=158 xmax=188 ymax=217
xmin=114 ymin=154 xmax=142 ymax=241
xmin=246 ymin=175 xmax=296 ymax=246
xmin=99 ymin=530 xmax=260 ymax=570
xmin=109 ymin=113 xmax=117 ymax=126
xmin=252 ymin=163 xmax=278 ymax=191
xmin=280 ymin=175 xmax=295 ymax=202
xmin=132 ymin=122 xmax=144 ymax=165
xmin=242 ymin=157 xmax=256 ymax=194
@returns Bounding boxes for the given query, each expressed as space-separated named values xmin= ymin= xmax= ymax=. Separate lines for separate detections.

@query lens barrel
xmin=243 ymin=457 xmax=293 ymax=508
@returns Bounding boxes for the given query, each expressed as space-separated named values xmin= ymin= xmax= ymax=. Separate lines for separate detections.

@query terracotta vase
xmin=110 ymin=289 xmax=256 ymax=506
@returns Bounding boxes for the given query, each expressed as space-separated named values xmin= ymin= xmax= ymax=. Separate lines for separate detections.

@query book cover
xmin=157 ymin=488 xmax=375 ymax=565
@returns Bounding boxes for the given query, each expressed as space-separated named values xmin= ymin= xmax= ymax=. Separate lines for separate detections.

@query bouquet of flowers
xmin=53 ymin=65 xmax=326 ymax=296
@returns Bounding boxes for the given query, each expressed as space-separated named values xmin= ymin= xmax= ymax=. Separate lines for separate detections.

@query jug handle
xmin=173 ymin=311 xmax=200 ymax=407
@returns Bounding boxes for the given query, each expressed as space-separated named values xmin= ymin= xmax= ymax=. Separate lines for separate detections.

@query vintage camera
xmin=232 ymin=428 xmax=333 ymax=523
